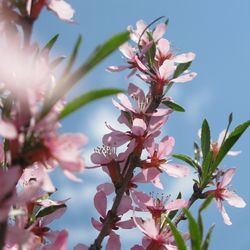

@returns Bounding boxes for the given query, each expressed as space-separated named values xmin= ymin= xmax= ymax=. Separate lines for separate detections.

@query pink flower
xmin=144 ymin=195 xmax=187 ymax=220
xmin=112 ymin=83 xmax=172 ymax=120
xmin=211 ymin=168 xmax=246 ymax=225
xmin=107 ymin=43 xmax=140 ymax=78
xmin=128 ymin=20 xmax=167 ymax=46
xmin=26 ymin=0 xmax=75 ymax=21
xmin=45 ymin=133 xmax=87 ymax=181
xmin=137 ymin=58 xmax=197 ymax=86
xmin=91 ymin=191 xmax=135 ymax=250
xmin=142 ymin=136 xmax=189 ymax=178
xmin=133 ymin=217 xmax=180 ymax=250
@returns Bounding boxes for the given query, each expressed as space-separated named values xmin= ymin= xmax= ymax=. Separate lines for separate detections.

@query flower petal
xmin=160 ymin=163 xmax=189 ymax=178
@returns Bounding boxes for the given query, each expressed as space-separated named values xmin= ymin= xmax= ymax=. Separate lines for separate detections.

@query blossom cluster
xmin=0 ymin=1 xmax=248 ymax=250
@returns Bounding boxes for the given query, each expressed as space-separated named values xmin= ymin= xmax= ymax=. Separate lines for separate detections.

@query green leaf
xmin=40 ymin=31 xmax=129 ymax=119
xmin=173 ymin=61 xmax=192 ymax=78
xmin=172 ymin=154 xmax=199 ymax=169
xmin=201 ymin=224 xmax=215 ymax=250
xmin=201 ymin=119 xmax=211 ymax=160
xmin=42 ymin=34 xmax=59 ymax=52
xmin=164 ymin=217 xmax=188 ymax=250
xmin=162 ymin=100 xmax=185 ymax=112
xmin=199 ymin=195 xmax=213 ymax=214
xmin=36 ymin=204 xmax=66 ymax=218
xmin=184 ymin=208 xmax=202 ymax=250
xmin=201 ymin=151 xmax=213 ymax=187
xmin=63 ymin=35 xmax=83 ymax=76
xmin=145 ymin=32 xmax=156 ymax=67
xmin=212 ymin=120 xmax=250 ymax=172
xmin=198 ymin=196 xmax=213 ymax=235
xmin=60 ymin=88 xmax=124 ymax=119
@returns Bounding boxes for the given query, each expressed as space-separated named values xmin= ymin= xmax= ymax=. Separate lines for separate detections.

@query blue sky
xmin=33 ymin=1 xmax=250 ymax=249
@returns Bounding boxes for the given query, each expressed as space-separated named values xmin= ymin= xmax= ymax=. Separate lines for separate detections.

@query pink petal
xmin=174 ymin=52 xmax=196 ymax=63
xmin=158 ymin=136 xmax=175 ymax=158
xmin=221 ymin=205 xmax=232 ymax=226
xmin=116 ymin=219 xmax=135 ymax=229
xmin=106 ymin=233 xmax=121 ymax=250
xmin=156 ymin=38 xmax=170 ymax=58
xmin=117 ymin=93 xmax=134 ymax=112
xmin=119 ymin=42 xmax=135 ymax=59
xmin=94 ymin=191 xmax=107 ymax=217
xmin=0 ymin=120 xmax=17 ymax=139
xmin=42 ymin=230 xmax=68 ymax=250
xmin=132 ymin=118 xmax=146 ymax=136
xmin=97 ymin=183 xmax=115 ymax=195
xmin=220 ymin=168 xmax=235 ymax=188
xmin=134 ymin=217 xmax=158 ymax=239
xmin=117 ymin=195 xmax=132 ymax=215
xmin=153 ymin=23 xmax=167 ymax=41
xmin=91 ymin=217 xmax=103 ymax=231
xmin=159 ymin=60 xmax=175 ymax=80
xmin=160 ymin=163 xmax=189 ymax=178
xmin=172 ymin=72 xmax=197 ymax=83
xmin=47 ymin=0 xmax=75 ymax=22
xmin=107 ymin=65 xmax=129 ymax=72
xmin=165 ymin=199 xmax=188 ymax=211
xmin=128 ymin=83 xmax=145 ymax=101
xmin=102 ymin=131 xmax=131 ymax=147
xmin=91 ymin=152 xmax=110 ymax=165
xmin=222 ymin=190 xmax=246 ymax=208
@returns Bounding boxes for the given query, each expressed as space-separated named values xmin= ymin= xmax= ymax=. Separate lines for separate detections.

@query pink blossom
xmin=142 ymin=136 xmax=189 ymax=178
xmin=91 ymin=191 xmax=135 ymax=250
xmin=128 ymin=20 xmax=167 ymax=46
xmin=45 ymin=133 xmax=87 ymax=181
xmin=26 ymin=0 xmax=75 ymax=21
xmin=112 ymin=83 xmax=172 ymax=120
xmin=210 ymin=168 xmax=246 ymax=225
xmin=133 ymin=217 xmax=180 ymax=250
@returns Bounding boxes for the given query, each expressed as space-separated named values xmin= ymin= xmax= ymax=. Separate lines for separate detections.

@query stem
xmin=89 ymin=89 xmax=163 ymax=250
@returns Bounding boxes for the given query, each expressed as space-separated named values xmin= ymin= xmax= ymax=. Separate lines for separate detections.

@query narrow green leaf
xmin=201 ymin=151 xmax=213 ymax=186
xmin=42 ymin=34 xmax=59 ymax=52
xmin=201 ymin=119 xmax=211 ymax=160
xmin=36 ymin=204 xmax=66 ymax=218
xmin=162 ymin=100 xmax=185 ymax=112
xmin=184 ymin=208 xmax=202 ymax=250
xmin=164 ymin=217 xmax=188 ymax=250
xmin=63 ymin=35 xmax=83 ymax=76
xmin=172 ymin=154 xmax=199 ymax=169
xmin=199 ymin=196 xmax=213 ymax=214
xmin=145 ymin=32 xmax=156 ymax=67
xmin=173 ymin=61 xmax=192 ymax=78
xmin=40 ymin=31 xmax=129 ymax=119
xmin=60 ymin=88 xmax=124 ymax=119
xmin=198 ymin=196 xmax=213 ymax=235
xmin=212 ymin=120 xmax=250 ymax=172
xmin=201 ymin=224 xmax=215 ymax=250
